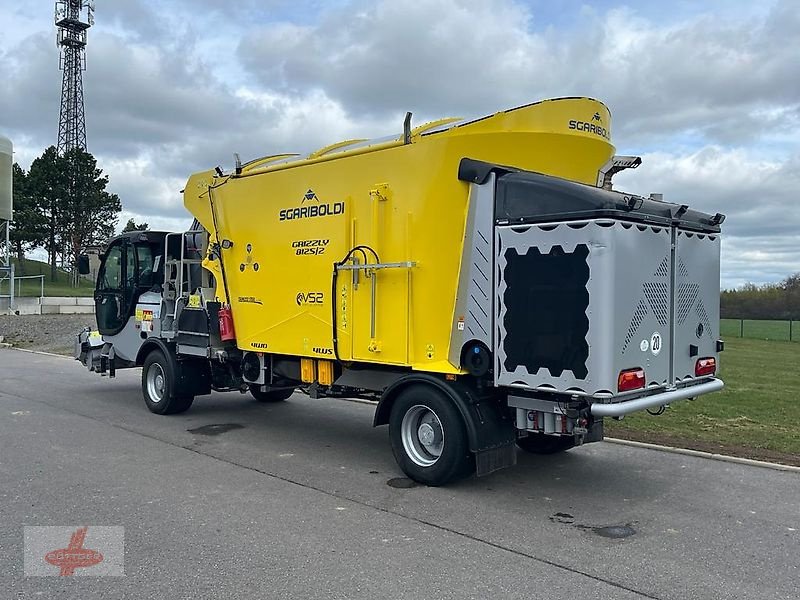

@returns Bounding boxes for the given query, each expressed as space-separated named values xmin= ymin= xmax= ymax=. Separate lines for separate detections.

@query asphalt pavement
xmin=0 ymin=348 xmax=797 ymax=599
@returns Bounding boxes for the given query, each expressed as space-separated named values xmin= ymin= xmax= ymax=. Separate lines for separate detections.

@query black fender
xmin=373 ymin=374 xmax=516 ymax=455
xmin=136 ymin=339 xmax=211 ymax=397
xmin=135 ymin=337 xmax=173 ymax=367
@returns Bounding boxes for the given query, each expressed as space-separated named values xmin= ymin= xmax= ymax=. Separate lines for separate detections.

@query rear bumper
xmin=590 ymin=378 xmax=724 ymax=417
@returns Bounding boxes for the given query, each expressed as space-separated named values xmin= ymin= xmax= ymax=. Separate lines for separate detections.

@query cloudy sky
xmin=1 ymin=0 xmax=798 ymax=289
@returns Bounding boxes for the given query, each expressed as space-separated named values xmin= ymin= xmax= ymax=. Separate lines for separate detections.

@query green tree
xmin=9 ymin=163 xmax=47 ymax=275
xmin=60 ymin=148 xmax=121 ymax=285
xmin=721 ymin=274 xmax=800 ymax=320
xmin=121 ymin=218 xmax=149 ymax=233
xmin=27 ymin=146 xmax=67 ymax=281
xmin=26 ymin=146 xmax=122 ymax=283
xmin=781 ymin=273 xmax=800 ymax=318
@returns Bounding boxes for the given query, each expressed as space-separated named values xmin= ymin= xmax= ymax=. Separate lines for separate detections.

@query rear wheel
xmin=249 ymin=385 xmax=294 ymax=403
xmin=141 ymin=349 xmax=194 ymax=415
xmin=389 ymin=385 xmax=474 ymax=486
xmin=516 ymin=433 xmax=575 ymax=454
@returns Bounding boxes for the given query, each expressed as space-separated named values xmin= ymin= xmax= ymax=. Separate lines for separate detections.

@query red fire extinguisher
xmin=218 ymin=305 xmax=236 ymax=342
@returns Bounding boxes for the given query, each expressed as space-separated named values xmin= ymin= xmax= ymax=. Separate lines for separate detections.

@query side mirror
xmin=78 ymin=254 xmax=91 ymax=275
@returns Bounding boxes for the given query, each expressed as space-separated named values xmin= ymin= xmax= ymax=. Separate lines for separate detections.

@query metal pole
xmin=370 ymin=270 xmax=376 ymax=339
xmin=9 ymin=262 xmax=14 ymax=312
xmin=740 ymin=319 xmax=744 ymax=338
xmin=3 ymin=221 xmax=13 ymax=312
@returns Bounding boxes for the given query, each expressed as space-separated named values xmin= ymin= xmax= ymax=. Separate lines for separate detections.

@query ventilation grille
xmin=643 ymin=282 xmax=669 ymax=327
xmin=654 ymin=257 xmax=669 ymax=278
xmin=676 ymin=283 xmax=700 ymax=324
xmin=623 ymin=299 xmax=649 ymax=352
xmin=678 ymin=258 xmax=690 ymax=278
xmin=466 ymin=228 xmax=491 ymax=338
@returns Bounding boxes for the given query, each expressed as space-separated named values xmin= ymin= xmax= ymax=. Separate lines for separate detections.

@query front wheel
xmin=516 ymin=433 xmax=575 ymax=454
xmin=389 ymin=385 xmax=474 ymax=486
xmin=142 ymin=349 xmax=194 ymax=415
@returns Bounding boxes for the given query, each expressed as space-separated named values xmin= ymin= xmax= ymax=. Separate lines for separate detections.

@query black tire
xmin=141 ymin=348 xmax=194 ymax=415
xmin=249 ymin=385 xmax=294 ymax=403
xmin=516 ymin=433 xmax=576 ymax=454
xmin=388 ymin=385 xmax=474 ymax=486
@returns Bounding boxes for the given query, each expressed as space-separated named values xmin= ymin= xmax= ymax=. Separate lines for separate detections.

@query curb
xmin=4 ymin=346 xmax=73 ymax=359
xmin=605 ymin=437 xmax=800 ymax=473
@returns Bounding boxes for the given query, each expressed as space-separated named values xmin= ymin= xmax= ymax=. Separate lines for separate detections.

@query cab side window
xmin=136 ymin=244 xmax=156 ymax=288
xmin=99 ymin=245 xmax=123 ymax=290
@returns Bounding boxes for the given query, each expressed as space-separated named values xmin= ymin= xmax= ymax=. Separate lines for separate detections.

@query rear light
xmin=618 ymin=368 xmax=646 ymax=392
xmin=695 ymin=357 xmax=716 ymax=377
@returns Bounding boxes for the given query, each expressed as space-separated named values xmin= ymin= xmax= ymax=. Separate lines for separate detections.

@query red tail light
xmin=695 ymin=357 xmax=716 ymax=377
xmin=618 ymin=368 xmax=646 ymax=392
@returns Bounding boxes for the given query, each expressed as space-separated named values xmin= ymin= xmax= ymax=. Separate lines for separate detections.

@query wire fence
xmin=720 ymin=318 xmax=799 ymax=343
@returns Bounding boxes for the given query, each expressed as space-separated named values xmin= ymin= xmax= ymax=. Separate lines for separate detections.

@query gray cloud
xmin=1 ymin=0 xmax=798 ymax=287
xmin=615 ymin=147 xmax=800 ymax=288
xmin=237 ymin=0 xmax=800 ymax=148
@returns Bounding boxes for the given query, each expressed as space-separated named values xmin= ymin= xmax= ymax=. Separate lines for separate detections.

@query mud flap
xmin=476 ymin=444 xmax=517 ymax=477
xmin=467 ymin=400 xmax=517 ymax=477
xmin=176 ymin=358 xmax=212 ymax=397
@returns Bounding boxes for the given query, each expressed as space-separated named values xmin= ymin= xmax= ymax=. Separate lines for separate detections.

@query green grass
xmin=1 ymin=257 xmax=94 ymax=297
xmin=606 ymin=337 xmax=800 ymax=459
xmin=721 ymin=318 xmax=799 ymax=342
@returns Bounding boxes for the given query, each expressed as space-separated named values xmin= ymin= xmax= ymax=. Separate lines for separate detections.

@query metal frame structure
xmin=0 ymin=220 xmax=13 ymax=312
xmin=55 ymin=0 xmax=94 ymax=155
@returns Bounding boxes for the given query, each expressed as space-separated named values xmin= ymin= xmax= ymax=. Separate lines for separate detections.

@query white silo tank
xmin=0 ymin=134 xmax=12 ymax=222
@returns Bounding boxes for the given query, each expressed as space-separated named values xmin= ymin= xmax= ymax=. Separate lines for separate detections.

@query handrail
xmin=0 ymin=274 xmax=45 ymax=299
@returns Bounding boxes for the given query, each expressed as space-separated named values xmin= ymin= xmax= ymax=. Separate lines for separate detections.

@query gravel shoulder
xmin=0 ymin=314 xmax=95 ymax=355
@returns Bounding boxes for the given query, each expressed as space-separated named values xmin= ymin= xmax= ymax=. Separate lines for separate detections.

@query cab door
xmin=95 ymin=239 xmax=132 ymax=335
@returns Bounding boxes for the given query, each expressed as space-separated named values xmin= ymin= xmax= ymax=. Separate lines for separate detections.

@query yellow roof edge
xmin=225 ymin=97 xmax=612 ymax=180
xmin=236 ymin=139 xmax=404 ymax=179
xmin=307 ymin=138 xmax=369 ymax=159
xmin=410 ymin=117 xmax=462 ymax=138
xmin=241 ymin=153 xmax=300 ymax=173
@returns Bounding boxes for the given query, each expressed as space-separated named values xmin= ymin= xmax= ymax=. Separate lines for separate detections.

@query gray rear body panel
xmin=493 ymin=219 xmax=719 ymax=398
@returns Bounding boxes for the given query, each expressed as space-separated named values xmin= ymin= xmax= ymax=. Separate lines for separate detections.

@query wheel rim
xmin=401 ymin=404 xmax=445 ymax=467
xmin=146 ymin=363 xmax=166 ymax=403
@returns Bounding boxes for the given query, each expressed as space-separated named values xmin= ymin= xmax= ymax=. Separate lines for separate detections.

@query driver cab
xmin=94 ymin=231 xmax=169 ymax=336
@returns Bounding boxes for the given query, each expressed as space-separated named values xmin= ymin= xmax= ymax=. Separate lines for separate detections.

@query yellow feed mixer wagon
xmin=77 ymin=97 xmax=725 ymax=485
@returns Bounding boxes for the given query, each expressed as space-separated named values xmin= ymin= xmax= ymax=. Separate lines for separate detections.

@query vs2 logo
xmin=296 ymin=292 xmax=324 ymax=306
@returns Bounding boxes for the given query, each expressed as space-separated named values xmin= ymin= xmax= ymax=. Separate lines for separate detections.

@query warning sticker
xmin=135 ymin=304 xmax=161 ymax=321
